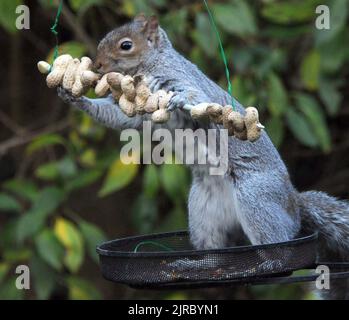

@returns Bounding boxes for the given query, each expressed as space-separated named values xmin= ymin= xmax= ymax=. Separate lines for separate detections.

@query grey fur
xmin=57 ymin=24 xmax=349 ymax=299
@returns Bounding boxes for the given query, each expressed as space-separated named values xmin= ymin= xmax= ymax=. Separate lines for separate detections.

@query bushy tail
xmin=299 ymin=191 xmax=349 ymax=299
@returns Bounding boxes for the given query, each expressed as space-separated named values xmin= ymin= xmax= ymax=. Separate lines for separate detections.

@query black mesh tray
xmin=95 ymin=230 xmax=349 ymax=289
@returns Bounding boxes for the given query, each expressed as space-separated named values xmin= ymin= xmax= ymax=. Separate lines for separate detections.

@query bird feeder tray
xmin=96 ymin=230 xmax=349 ymax=289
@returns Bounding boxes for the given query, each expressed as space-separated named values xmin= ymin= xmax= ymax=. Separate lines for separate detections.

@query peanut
xmin=46 ymin=54 xmax=73 ymax=88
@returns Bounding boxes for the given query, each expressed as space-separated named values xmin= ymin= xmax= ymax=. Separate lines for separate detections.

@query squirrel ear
xmin=134 ymin=13 xmax=148 ymax=30
xmin=148 ymin=15 xmax=159 ymax=32
xmin=147 ymin=15 xmax=159 ymax=43
xmin=134 ymin=13 xmax=146 ymax=23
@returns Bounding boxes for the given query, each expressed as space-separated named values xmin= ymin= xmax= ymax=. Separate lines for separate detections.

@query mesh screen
xmin=97 ymin=231 xmax=317 ymax=289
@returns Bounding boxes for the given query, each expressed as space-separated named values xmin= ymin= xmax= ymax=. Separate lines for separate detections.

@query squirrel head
xmin=95 ymin=14 xmax=161 ymax=75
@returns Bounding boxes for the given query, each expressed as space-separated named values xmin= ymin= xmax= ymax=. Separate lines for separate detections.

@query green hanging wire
xmin=203 ymin=0 xmax=235 ymax=110
xmin=50 ymin=0 xmax=64 ymax=68
xmin=133 ymin=241 xmax=174 ymax=253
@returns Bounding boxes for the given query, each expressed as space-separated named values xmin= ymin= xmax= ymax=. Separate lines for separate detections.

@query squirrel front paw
xmin=167 ymin=92 xmax=188 ymax=111
xmin=57 ymin=87 xmax=86 ymax=105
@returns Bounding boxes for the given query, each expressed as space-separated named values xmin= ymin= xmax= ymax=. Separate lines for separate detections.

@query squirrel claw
xmin=57 ymin=87 xmax=81 ymax=104
xmin=167 ymin=92 xmax=187 ymax=111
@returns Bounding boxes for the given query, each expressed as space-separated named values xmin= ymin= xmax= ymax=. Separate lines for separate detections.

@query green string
xmin=50 ymin=0 xmax=64 ymax=69
xmin=203 ymin=0 xmax=235 ymax=110
xmin=133 ymin=241 xmax=174 ymax=253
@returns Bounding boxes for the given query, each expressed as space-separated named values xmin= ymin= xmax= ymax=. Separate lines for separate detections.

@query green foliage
xmin=66 ymin=276 xmax=102 ymax=300
xmin=47 ymin=41 xmax=87 ymax=64
xmin=261 ymin=0 xmax=323 ymax=24
xmin=301 ymin=50 xmax=321 ymax=91
xmin=26 ymin=134 xmax=66 ymax=155
xmin=78 ymin=220 xmax=106 ymax=262
xmin=0 ymin=193 xmax=21 ymax=213
xmin=98 ymin=155 xmax=139 ymax=197
xmin=35 ymin=229 xmax=65 ymax=271
xmin=212 ymin=0 xmax=257 ymax=37
xmin=294 ymin=93 xmax=331 ymax=152
xmin=267 ymin=73 xmax=288 ymax=117
xmin=54 ymin=217 xmax=84 ymax=273
xmin=1 ymin=0 xmax=348 ymax=300
xmin=0 ymin=0 xmax=22 ymax=34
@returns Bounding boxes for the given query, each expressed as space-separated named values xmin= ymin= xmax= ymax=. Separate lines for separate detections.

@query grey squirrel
xmin=57 ymin=14 xmax=349 ymax=299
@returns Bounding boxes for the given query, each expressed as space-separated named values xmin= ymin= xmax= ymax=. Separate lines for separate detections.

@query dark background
xmin=0 ymin=0 xmax=348 ymax=299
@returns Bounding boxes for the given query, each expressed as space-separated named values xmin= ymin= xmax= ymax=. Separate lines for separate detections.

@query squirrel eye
xmin=120 ymin=40 xmax=133 ymax=51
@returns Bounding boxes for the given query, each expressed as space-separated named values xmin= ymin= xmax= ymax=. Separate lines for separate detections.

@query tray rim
xmin=96 ymin=230 xmax=318 ymax=258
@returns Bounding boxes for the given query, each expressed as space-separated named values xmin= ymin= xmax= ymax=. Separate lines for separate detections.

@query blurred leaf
xmin=31 ymin=187 xmax=65 ymax=217
xmin=0 ymin=0 xmax=21 ymax=34
xmin=143 ymin=165 xmax=160 ymax=198
xmin=263 ymin=25 xmax=309 ymax=39
xmin=251 ymin=283 xmax=304 ymax=299
xmin=35 ymin=163 xmax=59 ymax=181
xmin=65 ymin=169 xmax=103 ymax=193
xmin=16 ymin=212 xmax=46 ymax=244
xmin=3 ymin=248 xmax=31 ymax=262
xmin=77 ymin=113 xmax=106 ymax=140
xmin=69 ymin=0 xmax=101 ymax=13
xmin=286 ymin=108 xmax=318 ymax=148
xmin=132 ymin=194 xmax=158 ymax=234
xmin=79 ymin=148 xmax=97 ymax=167
xmin=0 ymin=220 xmax=18 ymax=248
xmin=121 ymin=0 xmax=152 ymax=16
xmin=3 ymin=179 xmax=38 ymax=202
xmin=26 ymin=134 xmax=66 ymax=155
xmin=0 ymin=193 xmax=21 ymax=212
xmin=35 ymin=229 xmax=65 ymax=271
xmin=212 ymin=0 xmax=257 ymax=37
xmin=149 ymin=0 xmax=166 ymax=8
xmin=66 ymin=276 xmax=102 ymax=300
xmin=317 ymin=28 xmax=349 ymax=73
xmin=267 ymin=73 xmax=288 ymax=117
xmin=16 ymin=187 xmax=65 ymax=242
xmin=265 ymin=117 xmax=284 ymax=148
xmin=160 ymin=164 xmax=189 ymax=203
xmin=165 ymin=292 xmax=189 ymax=300
xmin=38 ymin=0 xmax=57 ymax=8
xmin=47 ymin=41 xmax=87 ymax=64
xmin=261 ymin=0 xmax=322 ymax=24
xmin=35 ymin=157 xmax=77 ymax=181
xmin=0 ymin=263 xmax=10 ymax=284
xmin=99 ymin=157 xmax=138 ymax=197
xmin=161 ymin=9 xmax=188 ymax=39
xmin=319 ymin=78 xmax=342 ymax=116
xmin=294 ymin=93 xmax=331 ymax=152
xmin=192 ymin=13 xmax=218 ymax=57
xmin=232 ymin=48 xmax=253 ymax=73
xmin=54 ymin=218 xmax=84 ymax=273
xmin=0 ymin=277 xmax=24 ymax=300
xmin=157 ymin=206 xmax=187 ymax=232
xmin=30 ymin=255 xmax=56 ymax=300
xmin=300 ymin=50 xmax=320 ymax=91
xmin=232 ymin=76 xmax=256 ymax=106
xmin=79 ymin=220 xmax=106 ymax=263
xmin=314 ymin=0 xmax=348 ymax=45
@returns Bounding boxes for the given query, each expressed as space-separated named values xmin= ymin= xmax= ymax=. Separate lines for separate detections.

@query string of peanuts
xmin=38 ymin=54 xmax=264 ymax=142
